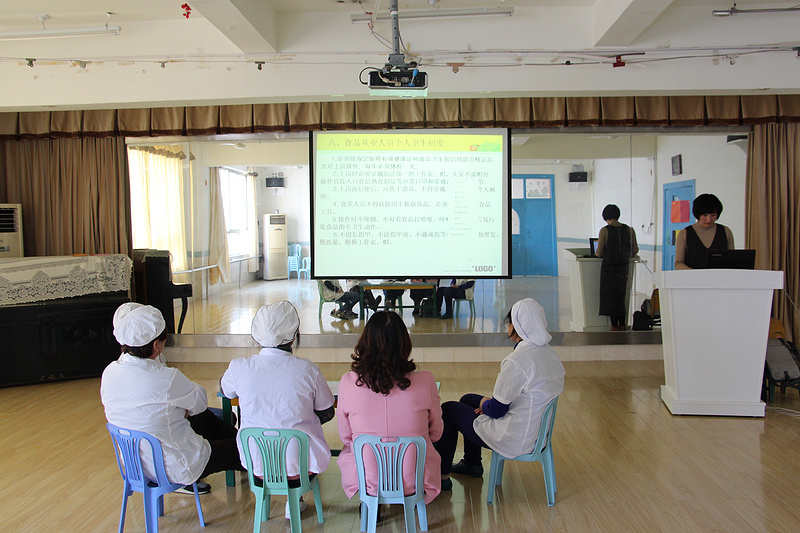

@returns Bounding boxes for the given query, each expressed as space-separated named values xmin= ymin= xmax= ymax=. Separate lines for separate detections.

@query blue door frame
xmin=662 ymin=179 xmax=695 ymax=271
xmin=511 ymin=174 xmax=557 ymax=276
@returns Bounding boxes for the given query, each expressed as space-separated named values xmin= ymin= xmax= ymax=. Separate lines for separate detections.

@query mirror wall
xmin=126 ymin=129 xmax=748 ymax=336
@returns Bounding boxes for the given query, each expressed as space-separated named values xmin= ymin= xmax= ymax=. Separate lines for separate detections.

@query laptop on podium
xmin=705 ymin=249 xmax=756 ymax=269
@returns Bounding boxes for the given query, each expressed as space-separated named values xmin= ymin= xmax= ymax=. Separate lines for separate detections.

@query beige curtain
xmin=0 ymin=137 xmax=130 ymax=256
xmin=747 ymin=123 xmax=800 ymax=341
xmin=127 ymin=145 xmax=189 ymax=272
xmin=207 ymin=167 xmax=231 ymax=285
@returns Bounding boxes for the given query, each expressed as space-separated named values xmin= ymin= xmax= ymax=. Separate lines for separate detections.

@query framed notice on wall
xmin=671 ymin=154 xmax=683 ymax=176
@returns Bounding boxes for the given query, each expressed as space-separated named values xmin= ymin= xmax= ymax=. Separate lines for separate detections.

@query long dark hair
xmin=122 ymin=329 xmax=168 ymax=359
xmin=351 ymin=311 xmax=416 ymax=395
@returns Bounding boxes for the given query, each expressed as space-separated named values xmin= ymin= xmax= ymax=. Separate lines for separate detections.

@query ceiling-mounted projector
xmin=368 ymin=66 xmax=428 ymax=97
xmin=364 ymin=0 xmax=429 ymax=97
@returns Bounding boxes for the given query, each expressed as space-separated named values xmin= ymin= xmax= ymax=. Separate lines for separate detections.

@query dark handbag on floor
xmin=419 ymin=298 xmax=436 ymax=318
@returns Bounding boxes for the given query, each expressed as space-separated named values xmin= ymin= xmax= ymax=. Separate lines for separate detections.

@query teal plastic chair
xmin=454 ymin=296 xmax=476 ymax=317
xmin=317 ymin=280 xmax=344 ymax=318
xmin=238 ymin=428 xmax=324 ymax=533
xmin=354 ymin=435 xmax=427 ymax=533
xmin=106 ymin=423 xmax=205 ymax=533
xmin=487 ymin=396 xmax=559 ymax=506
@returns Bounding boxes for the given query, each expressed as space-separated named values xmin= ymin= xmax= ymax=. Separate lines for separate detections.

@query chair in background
xmin=454 ymin=296 xmax=476 ymax=317
xmin=354 ymin=434 xmax=428 ymax=533
xmin=287 ymin=244 xmax=302 ymax=279
xmin=317 ymin=280 xmax=344 ymax=318
xmin=106 ymin=423 xmax=205 ymax=533
xmin=487 ymin=396 xmax=559 ymax=507
xmin=238 ymin=428 xmax=324 ymax=533
xmin=299 ymin=257 xmax=311 ymax=279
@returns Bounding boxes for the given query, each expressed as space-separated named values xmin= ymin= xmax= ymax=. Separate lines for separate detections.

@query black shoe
xmin=371 ymin=296 xmax=382 ymax=312
xmin=451 ymin=460 xmax=483 ymax=477
xmin=342 ymin=310 xmax=358 ymax=319
xmin=441 ymin=477 xmax=453 ymax=491
xmin=412 ymin=308 xmax=420 ymax=316
xmin=176 ymin=481 xmax=211 ymax=495
xmin=439 ymin=312 xmax=453 ymax=320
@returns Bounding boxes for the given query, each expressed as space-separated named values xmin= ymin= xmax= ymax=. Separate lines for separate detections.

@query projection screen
xmin=311 ymin=128 xmax=510 ymax=278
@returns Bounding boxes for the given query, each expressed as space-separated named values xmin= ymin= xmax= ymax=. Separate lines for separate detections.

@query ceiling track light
xmin=0 ymin=25 xmax=121 ymax=41
xmin=713 ymin=4 xmax=800 ymax=17
xmin=352 ymin=7 xmax=513 ymax=23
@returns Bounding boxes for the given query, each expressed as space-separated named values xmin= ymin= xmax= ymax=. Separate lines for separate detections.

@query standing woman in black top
xmin=674 ymin=193 xmax=735 ymax=270
xmin=595 ymin=204 xmax=639 ymax=331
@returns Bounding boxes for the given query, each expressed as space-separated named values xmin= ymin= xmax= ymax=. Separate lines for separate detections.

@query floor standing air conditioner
xmin=0 ymin=203 xmax=23 ymax=258
xmin=263 ymin=214 xmax=288 ymax=280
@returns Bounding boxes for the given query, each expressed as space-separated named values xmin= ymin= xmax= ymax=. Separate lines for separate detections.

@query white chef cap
xmin=251 ymin=301 xmax=300 ymax=348
xmin=113 ymin=304 xmax=166 ymax=347
xmin=509 ymin=298 xmax=552 ymax=346
xmin=113 ymin=302 xmax=145 ymax=330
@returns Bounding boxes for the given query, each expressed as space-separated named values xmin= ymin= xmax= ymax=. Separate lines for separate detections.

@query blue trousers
xmin=433 ymin=393 xmax=489 ymax=475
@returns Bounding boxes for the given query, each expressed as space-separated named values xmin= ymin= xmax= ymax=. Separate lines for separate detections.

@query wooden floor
xmin=3 ymin=360 xmax=800 ymax=532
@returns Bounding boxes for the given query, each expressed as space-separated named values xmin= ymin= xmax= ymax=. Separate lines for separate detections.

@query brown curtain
xmin=747 ymin=123 xmax=800 ymax=341
xmin=0 ymin=137 xmax=131 ymax=256
xmin=3 ymin=95 xmax=800 ymax=139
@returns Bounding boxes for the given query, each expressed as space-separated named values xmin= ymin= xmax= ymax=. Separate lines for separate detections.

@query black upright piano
xmin=132 ymin=250 xmax=192 ymax=334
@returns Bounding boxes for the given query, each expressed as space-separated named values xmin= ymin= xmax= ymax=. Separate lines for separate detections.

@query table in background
xmin=358 ymin=281 xmax=438 ymax=320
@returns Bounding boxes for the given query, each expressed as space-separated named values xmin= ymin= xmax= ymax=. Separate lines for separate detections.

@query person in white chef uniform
xmin=220 ymin=300 xmax=335 ymax=519
xmin=101 ymin=303 xmax=243 ymax=494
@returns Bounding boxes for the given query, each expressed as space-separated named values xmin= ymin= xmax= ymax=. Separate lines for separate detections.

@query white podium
xmin=564 ymin=248 xmax=636 ymax=332
xmin=655 ymin=269 xmax=783 ymax=417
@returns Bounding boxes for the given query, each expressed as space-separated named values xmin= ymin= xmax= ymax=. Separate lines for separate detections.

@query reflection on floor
xmin=178 ymin=277 xmax=577 ymax=336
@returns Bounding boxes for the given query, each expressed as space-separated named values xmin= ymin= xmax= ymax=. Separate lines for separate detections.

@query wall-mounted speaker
xmin=568 ymin=171 xmax=588 ymax=183
xmin=265 ymin=177 xmax=284 ymax=188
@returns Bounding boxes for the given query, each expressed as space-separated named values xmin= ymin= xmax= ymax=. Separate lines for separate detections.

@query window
xmin=218 ymin=166 xmax=253 ymax=257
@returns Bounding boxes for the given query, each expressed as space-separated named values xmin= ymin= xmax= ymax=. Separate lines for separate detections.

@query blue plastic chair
xmin=299 ymin=257 xmax=311 ymax=279
xmin=487 ymin=396 xmax=559 ymax=506
xmin=106 ymin=423 xmax=205 ymax=533
xmin=287 ymin=244 xmax=302 ymax=279
xmin=238 ymin=428 xmax=324 ymax=533
xmin=354 ymin=435 xmax=428 ymax=533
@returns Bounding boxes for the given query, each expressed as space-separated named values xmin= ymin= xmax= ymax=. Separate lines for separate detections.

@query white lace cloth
xmin=0 ymin=255 xmax=132 ymax=306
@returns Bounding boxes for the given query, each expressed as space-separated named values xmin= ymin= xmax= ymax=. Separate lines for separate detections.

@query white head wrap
xmin=509 ymin=298 xmax=552 ymax=346
xmin=251 ymin=301 xmax=300 ymax=347
xmin=113 ymin=304 xmax=166 ymax=347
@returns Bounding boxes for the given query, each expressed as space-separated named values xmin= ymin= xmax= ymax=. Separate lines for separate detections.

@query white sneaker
xmin=285 ymin=498 xmax=307 ymax=519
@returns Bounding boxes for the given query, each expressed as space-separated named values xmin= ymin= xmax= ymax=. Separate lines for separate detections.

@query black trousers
xmin=436 ymin=286 xmax=466 ymax=315
xmin=188 ymin=409 xmax=245 ymax=480
xmin=433 ymin=394 xmax=489 ymax=475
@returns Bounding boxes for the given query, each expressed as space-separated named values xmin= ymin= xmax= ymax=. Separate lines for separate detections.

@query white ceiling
xmin=1 ymin=0 xmax=799 ymax=110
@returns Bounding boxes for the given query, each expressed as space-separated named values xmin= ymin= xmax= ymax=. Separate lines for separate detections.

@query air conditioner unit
xmin=0 ymin=203 xmax=23 ymax=258
xmin=263 ymin=214 xmax=288 ymax=280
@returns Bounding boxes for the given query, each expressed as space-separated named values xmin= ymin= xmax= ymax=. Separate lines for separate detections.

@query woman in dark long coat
xmin=595 ymin=204 xmax=639 ymax=331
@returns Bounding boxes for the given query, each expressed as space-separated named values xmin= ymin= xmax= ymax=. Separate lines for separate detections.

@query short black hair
xmin=692 ymin=193 xmax=723 ymax=220
xmin=602 ymin=204 xmax=620 ymax=221
xmin=121 ymin=328 xmax=168 ymax=358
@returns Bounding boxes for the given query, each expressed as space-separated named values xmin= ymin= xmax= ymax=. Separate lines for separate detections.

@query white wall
xmin=653 ymin=135 xmax=748 ymax=273
xmin=256 ymin=165 xmax=311 ymax=256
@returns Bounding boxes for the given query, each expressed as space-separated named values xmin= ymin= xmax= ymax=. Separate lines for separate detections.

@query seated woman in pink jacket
xmin=337 ymin=311 xmax=443 ymax=505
